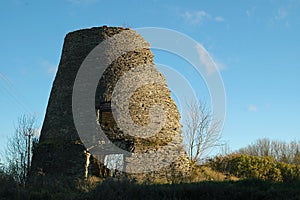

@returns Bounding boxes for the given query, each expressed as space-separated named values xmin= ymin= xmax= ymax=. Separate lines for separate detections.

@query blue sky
xmin=1 ymin=0 xmax=300 ymax=157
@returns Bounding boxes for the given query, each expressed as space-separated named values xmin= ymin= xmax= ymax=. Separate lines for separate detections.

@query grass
xmin=189 ymin=165 xmax=239 ymax=182
xmin=1 ymin=173 xmax=300 ymax=200
xmin=87 ymin=179 xmax=300 ymax=200
xmin=1 ymin=163 xmax=300 ymax=200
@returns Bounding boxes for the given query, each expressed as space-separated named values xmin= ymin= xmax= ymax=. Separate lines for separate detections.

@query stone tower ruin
xmin=30 ymin=26 xmax=190 ymax=184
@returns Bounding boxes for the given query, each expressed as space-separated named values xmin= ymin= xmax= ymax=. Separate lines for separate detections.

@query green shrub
xmin=277 ymin=162 xmax=300 ymax=183
xmin=209 ymin=154 xmax=300 ymax=182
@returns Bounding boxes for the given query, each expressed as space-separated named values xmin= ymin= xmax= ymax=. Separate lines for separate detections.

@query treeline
xmin=206 ymin=138 xmax=300 ymax=183
xmin=236 ymin=138 xmax=300 ymax=164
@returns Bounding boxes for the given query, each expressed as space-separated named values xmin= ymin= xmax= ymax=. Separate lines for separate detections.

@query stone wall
xmin=30 ymin=26 xmax=190 ymax=184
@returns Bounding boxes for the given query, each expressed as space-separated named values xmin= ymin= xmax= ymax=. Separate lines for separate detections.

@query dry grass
xmin=189 ymin=165 xmax=239 ymax=182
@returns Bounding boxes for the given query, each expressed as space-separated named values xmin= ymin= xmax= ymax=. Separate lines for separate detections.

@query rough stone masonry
xmin=30 ymin=26 xmax=190 ymax=183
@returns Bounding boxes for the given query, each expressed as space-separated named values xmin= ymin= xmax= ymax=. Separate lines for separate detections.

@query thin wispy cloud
xmin=246 ymin=6 xmax=256 ymax=17
xmin=182 ymin=10 xmax=209 ymax=24
xmin=215 ymin=16 xmax=224 ymax=22
xmin=182 ymin=10 xmax=224 ymax=24
xmin=40 ymin=60 xmax=57 ymax=75
xmin=269 ymin=0 xmax=300 ymax=28
xmin=196 ymin=44 xmax=225 ymax=74
xmin=214 ymin=60 xmax=226 ymax=71
xmin=270 ymin=7 xmax=290 ymax=28
xmin=47 ymin=66 xmax=58 ymax=75
xmin=274 ymin=8 xmax=288 ymax=20
xmin=248 ymin=105 xmax=258 ymax=112
xmin=67 ymin=0 xmax=97 ymax=4
xmin=246 ymin=10 xmax=251 ymax=17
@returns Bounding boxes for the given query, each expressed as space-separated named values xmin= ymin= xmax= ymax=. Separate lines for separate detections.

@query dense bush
xmin=277 ymin=162 xmax=300 ymax=183
xmin=208 ymin=154 xmax=300 ymax=182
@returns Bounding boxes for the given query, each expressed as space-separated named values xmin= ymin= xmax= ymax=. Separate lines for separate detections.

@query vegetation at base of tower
xmin=1 ymin=150 xmax=300 ymax=199
xmin=0 ymin=173 xmax=300 ymax=200
xmin=1 ymin=115 xmax=300 ymax=199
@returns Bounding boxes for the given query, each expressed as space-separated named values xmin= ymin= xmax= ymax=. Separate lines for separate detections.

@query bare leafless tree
xmin=5 ymin=114 xmax=39 ymax=184
xmin=237 ymin=138 xmax=300 ymax=164
xmin=183 ymin=100 xmax=221 ymax=164
xmin=0 ymin=158 xmax=4 ymax=173
xmin=220 ymin=141 xmax=231 ymax=156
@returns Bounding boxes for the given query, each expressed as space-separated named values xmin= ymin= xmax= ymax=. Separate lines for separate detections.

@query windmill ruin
xmin=30 ymin=26 xmax=190 ymax=183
